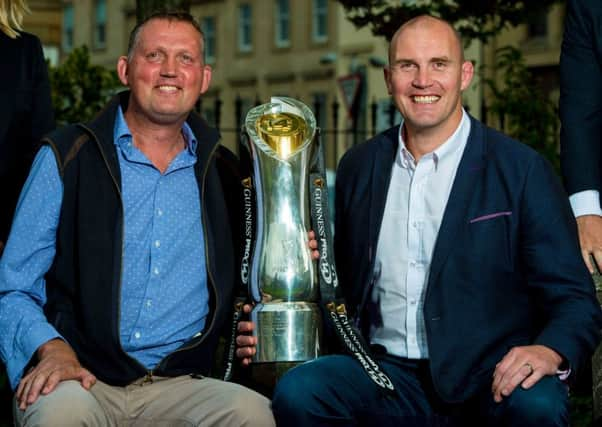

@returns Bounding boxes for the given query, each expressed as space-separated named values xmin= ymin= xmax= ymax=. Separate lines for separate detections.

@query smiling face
xmin=384 ymin=16 xmax=473 ymax=143
xmin=117 ymin=18 xmax=211 ymax=126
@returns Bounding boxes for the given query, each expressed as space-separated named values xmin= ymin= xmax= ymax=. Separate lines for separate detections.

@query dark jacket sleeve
xmin=560 ymin=0 xmax=602 ymax=196
xmin=27 ymin=34 xmax=55 ymax=163
xmin=0 ymin=32 xmax=55 ymax=242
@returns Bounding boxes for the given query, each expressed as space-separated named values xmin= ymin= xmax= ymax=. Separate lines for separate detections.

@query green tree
xmin=48 ymin=46 xmax=121 ymax=125
xmin=482 ymin=46 xmax=559 ymax=171
xmin=335 ymin=0 xmax=562 ymax=41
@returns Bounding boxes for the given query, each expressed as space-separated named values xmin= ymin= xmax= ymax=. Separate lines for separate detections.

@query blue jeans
xmin=271 ymin=354 xmax=568 ymax=427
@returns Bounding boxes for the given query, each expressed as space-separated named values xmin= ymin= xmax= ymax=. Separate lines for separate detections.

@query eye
xmin=433 ymin=61 xmax=447 ymax=70
xmin=146 ymin=51 xmax=163 ymax=62
xmin=393 ymin=62 xmax=416 ymax=72
xmin=179 ymin=53 xmax=195 ymax=64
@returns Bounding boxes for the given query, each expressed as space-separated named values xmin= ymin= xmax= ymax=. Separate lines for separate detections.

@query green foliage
xmin=335 ymin=0 xmax=562 ymax=42
xmin=483 ymin=46 xmax=560 ymax=171
xmin=570 ymin=393 xmax=594 ymax=426
xmin=49 ymin=46 xmax=121 ymax=126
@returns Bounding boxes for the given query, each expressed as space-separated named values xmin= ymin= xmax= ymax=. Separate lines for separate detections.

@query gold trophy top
xmin=256 ymin=112 xmax=307 ymax=159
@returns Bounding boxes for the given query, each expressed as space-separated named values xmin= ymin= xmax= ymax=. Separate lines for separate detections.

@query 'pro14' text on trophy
xmin=243 ymin=97 xmax=321 ymax=363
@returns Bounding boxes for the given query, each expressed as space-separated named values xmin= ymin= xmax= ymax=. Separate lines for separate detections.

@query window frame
xmin=274 ymin=0 xmax=291 ymax=48
xmin=238 ymin=3 xmax=253 ymax=53
xmin=201 ymin=16 xmax=217 ymax=64
xmin=312 ymin=0 xmax=328 ymax=43
xmin=93 ymin=0 xmax=107 ymax=49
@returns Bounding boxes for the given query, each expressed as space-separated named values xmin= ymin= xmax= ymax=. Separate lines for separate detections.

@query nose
xmin=160 ymin=55 xmax=177 ymax=77
xmin=412 ymin=67 xmax=432 ymax=89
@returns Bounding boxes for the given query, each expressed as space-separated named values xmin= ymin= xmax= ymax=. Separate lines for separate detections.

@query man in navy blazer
xmin=560 ymin=0 xmax=602 ymax=274
xmin=259 ymin=15 xmax=602 ymax=426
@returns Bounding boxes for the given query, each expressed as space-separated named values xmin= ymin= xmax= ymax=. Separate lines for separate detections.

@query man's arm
xmin=0 ymin=147 xmax=96 ymax=409
xmin=560 ymin=0 xmax=602 ymax=271
xmin=492 ymin=154 xmax=602 ymax=401
xmin=0 ymin=146 xmax=62 ymax=386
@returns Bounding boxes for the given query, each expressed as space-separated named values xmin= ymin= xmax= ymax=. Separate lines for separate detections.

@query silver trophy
xmin=244 ymin=97 xmax=322 ymax=363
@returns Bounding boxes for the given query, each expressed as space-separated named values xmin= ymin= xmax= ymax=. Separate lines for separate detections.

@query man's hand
xmin=576 ymin=215 xmax=602 ymax=273
xmin=16 ymin=339 xmax=96 ymax=409
xmin=491 ymin=345 xmax=563 ymax=403
xmin=308 ymin=230 xmax=319 ymax=260
xmin=235 ymin=304 xmax=256 ymax=367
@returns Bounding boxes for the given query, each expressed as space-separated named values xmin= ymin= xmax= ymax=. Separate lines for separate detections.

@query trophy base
xmin=251 ymin=301 xmax=322 ymax=363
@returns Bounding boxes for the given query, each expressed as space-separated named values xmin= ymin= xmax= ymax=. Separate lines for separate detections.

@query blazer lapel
xmin=427 ymin=117 xmax=487 ymax=288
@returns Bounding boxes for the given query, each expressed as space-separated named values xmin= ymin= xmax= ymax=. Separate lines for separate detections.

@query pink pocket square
xmin=469 ymin=211 xmax=512 ymax=224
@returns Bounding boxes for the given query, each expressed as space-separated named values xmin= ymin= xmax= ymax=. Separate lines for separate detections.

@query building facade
xmin=27 ymin=1 xmax=564 ymax=167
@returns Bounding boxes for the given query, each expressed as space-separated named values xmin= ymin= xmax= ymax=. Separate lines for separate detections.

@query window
xmin=62 ymin=4 xmax=74 ymax=52
xmin=238 ymin=4 xmax=253 ymax=52
xmin=527 ymin=13 xmax=548 ymax=39
xmin=274 ymin=0 xmax=290 ymax=47
xmin=201 ymin=16 xmax=216 ymax=64
xmin=93 ymin=0 xmax=106 ymax=49
xmin=312 ymin=0 xmax=328 ymax=43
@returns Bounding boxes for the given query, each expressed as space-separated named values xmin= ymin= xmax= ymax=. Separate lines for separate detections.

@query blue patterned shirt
xmin=0 ymin=107 xmax=209 ymax=389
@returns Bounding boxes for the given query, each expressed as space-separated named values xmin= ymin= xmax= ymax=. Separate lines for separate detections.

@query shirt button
xmin=146 ymin=300 xmax=152 ymax=307
xmin=157 ymin=209 xmax=163 ymax=217
xmin=409 ymin=299 xmax=417 ymax=305
xmin=134 ymin=332 xmax=141 ymax=339
xmin=154 ymin=240 xmax=161 ymax=248
xmin=153 ymin=267 xmax=160 ymax=275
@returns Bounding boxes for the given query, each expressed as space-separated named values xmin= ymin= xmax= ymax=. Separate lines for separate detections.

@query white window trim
xmin=312 ymin=0 xmax=328 ymax=43
xmin=275 ymin=0 xmax=290 ymax=48
xmin=202 ymin=16 xmax=216 ymax=64
xmin=238 ymin=4 xmax=253 ymax=53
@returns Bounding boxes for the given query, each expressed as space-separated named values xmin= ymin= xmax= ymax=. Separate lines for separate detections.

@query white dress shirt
xmin=369 ymin=110 xmax=471 ymax=359
xmin=569 ymin=190 xmax=602 ymax=218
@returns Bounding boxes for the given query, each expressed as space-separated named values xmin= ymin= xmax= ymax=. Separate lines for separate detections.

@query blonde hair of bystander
xmin=0 ymin=0 xmax=30 ymax=38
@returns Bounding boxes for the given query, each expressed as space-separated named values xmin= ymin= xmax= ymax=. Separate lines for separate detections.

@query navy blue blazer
xmin=334 ymin=116 xmax=602 ymax=403
xmin=560 ymin=0 xmax=602 ymax=197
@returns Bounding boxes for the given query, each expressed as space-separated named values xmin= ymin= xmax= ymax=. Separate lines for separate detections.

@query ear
xmin=460 ymin=60 xmax=474 ymax=91
xmin=117 ymin=56 xmax=130 ymax=86
xmin=199 ymin=65 xmax=213 ymax=95
xmin=383 ymin=67 xmax=393 ymax=95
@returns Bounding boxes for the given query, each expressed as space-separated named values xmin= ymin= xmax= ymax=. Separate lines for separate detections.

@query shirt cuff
xmin=569 ymin=190 xmax=602 ymax=218
xmin=9 ymin=322 xmax=62 ymax=389
xmin=556 ymin=367 xmax=571 ymax=382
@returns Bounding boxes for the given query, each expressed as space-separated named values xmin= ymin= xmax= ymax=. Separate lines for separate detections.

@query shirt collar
xmin=113 ymin=106 xmax=198 ymax=155
xmin=397 ymin=109 xmax=470 ymax=170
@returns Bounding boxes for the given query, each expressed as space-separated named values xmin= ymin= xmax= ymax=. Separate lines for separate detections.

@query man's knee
xmin=217 ymin=384 xmax=275 ymax=427
xmin=501 ymin=378 xmax=568 ymax=426
xmin=272 ymin=360 xmax=327 ymax=416
xmin=15 ymin=380 xmax=108 ymax=427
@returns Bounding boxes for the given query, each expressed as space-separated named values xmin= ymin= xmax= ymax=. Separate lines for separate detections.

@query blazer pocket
xmin=469 ymin=211 xmax=512 ymax=224
xmin=463 ymin=210 xmax=513 ymax=269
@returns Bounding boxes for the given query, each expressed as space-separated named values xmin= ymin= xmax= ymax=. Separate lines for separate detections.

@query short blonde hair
xmin=0 ymin=0 xmax=30 ymax=39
